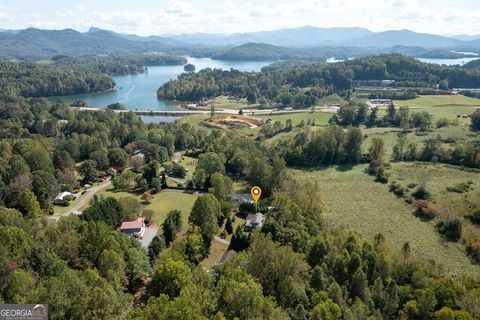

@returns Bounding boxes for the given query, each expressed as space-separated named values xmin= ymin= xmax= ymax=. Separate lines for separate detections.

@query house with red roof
xmin=120 ymin=218 xmax=145 ymax=238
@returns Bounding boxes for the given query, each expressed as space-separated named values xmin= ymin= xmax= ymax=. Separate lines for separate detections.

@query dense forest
xmin=52 ymin=54 xmax=187 ymax=75
xmin=0 ymin=61 xmax=116 ymax=97
xmin=0 ymin=53 xmax=187 ymax=98
xmin=0 ymin=96 xmax=479 ymax=319
xmin=0 ymin=52 xmax=479 ymax=319
xmin=157 ymin=54 xmax=480 ymax=105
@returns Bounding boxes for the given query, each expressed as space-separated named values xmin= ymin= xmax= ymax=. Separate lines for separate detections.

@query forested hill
xmin=0 ymin=28 xmax=172 ymax=60
xmin=0 ymin=61 xmax=115 ymax=97
xmin=157 ymin=54 xmax=480 ymax=103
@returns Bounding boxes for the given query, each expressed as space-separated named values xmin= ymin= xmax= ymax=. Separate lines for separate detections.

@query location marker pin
xmin=250 ymin=186 xmax=262 ymax=203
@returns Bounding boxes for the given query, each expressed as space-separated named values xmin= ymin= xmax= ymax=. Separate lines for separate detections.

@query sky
xmin=1 ymin=0 xmax=480 ymax=36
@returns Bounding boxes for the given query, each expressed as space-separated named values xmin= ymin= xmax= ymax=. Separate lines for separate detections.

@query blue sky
xmin=1 ymin=0 xmax=480 ymax=35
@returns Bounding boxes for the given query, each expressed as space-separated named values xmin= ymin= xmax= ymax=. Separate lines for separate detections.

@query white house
xmin=53 ymin=191 xmax=76 ymax=205
xmin=245 ymin=212 xmax=265 ymax=231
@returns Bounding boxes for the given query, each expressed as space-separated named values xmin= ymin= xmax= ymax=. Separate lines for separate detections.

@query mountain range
xmin=1 ymin=26 xmax=480 ymax=61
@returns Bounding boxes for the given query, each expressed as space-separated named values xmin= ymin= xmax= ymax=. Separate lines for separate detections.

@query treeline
xmin=1 ymin=94 xmax=480 ymax=318
xmin=157 ymin=54 xmax=480 ymax=106
xmin=0 ymin=61 xmax=115 ymax=97
xmin=52 ymin=53 xmax=187 ymax=75
xmin=331 ymin=104 xmax=433 ymax=131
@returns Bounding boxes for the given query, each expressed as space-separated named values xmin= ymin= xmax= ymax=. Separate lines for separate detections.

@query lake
xmin=417 ymin=57 xmax=480 ymax=66
xmin=49 ymin=57 xmax=273 ymax=111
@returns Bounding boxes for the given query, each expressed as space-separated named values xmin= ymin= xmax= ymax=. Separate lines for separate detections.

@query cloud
xmin=55 ymin=11 xmax=74 ymax=18
xmin=2 ymin=0 xmax=480 ymax=36
xmin=164 ymin=0 xmax=194 ymax=17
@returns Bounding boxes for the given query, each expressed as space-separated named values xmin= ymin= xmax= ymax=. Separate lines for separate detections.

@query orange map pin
xmin=250 ymin=186 xmax=262 ymax=203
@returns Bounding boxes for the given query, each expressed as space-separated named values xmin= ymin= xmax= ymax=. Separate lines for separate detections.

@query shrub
xmin=366 ymin=160 xmax=382 ymax=175
xmin=389 ymin=181 xmax=406 ymax=197
xmin=446 ymin=182 xmax=473 ymax=193
xmin=415 ymin=200 xmax=437 ymax=220
xmin=467 ymin=241 xmax=480 ymax=264
xmin=437 ymin=218 xmax=462 ymax=242
xmin=412 ymin=186 xmax=431 ymax=200
xmin=407 ymin=183 xmax=417 ymax=189
xmin=467 ymin=208 xmax=480 ymax=225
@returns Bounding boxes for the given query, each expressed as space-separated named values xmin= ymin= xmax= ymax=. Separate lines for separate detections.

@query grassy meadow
xmin=86 ymin=188 xmax=198 ymax=233
xmin=293 ymin=163 xmax=480 ymax=276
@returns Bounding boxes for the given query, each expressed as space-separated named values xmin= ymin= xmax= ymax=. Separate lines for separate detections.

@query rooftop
xmin=120 ymin=218 xmax=145 ymax=230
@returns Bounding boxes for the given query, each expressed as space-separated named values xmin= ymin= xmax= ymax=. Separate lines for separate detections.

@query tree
xmin=23 ymin=145 xmax=51 ymax=172
xmin=471 ymin=110 xmax=480 ymax=130
xmin=90 ymin=150 xmax=109 ymax=171
xmin=369 ymin=138 xmax=385 ymax=161
xmin=162 ymin=210 xmax=182 ymax=245
xmin=97 ymin=249 xmax=126 ymax=290
xmin=5 ymin=269 xmax=36 ymax=303
xmin=19 ymin=189 xmax=42 ymax=218
xmin=142 ymin=209 xmax=154 ymax=224
xmin=189 ymin=194 xmax=221 ymax=241
xmin=344 ymin=127 xmax=363 ymax=163
xmin=149 ymin=258 xmax=192 ymax=298
xmin=192 ymin=168 xmax=206 ymax=189
xmin=209 ymin=172 xmax=233 ymax=202
xmin=141 ymin=192 xmax=153 ymax=205
xmin=171 ymin=163 xmax=187 ymax=178
xmin=143 ymin=160 xmax=160 ymax=184
xmin=81 ymin=196 xmax=125 ymax=227
xmin=366 ymin=107 xmax=378 ymax=127
xmin=225 ymin=217 xmax=233 ymax=234
xmin=185 ymin=225 xmax=205 ymax=264
xmin=148 ymin=236 xmax=165 ymax=263
xmin=119 ymin=196 xmax=141 ymax=220
xmin=197 ymin=152 xmax=225 ymax=176
xmin=32 ymin=170 xmax=59 ymax=209
xmin=108 ymin=148 xmax=128 ymax=168
xmin=79 ymin=160 xmax=98 ymax=182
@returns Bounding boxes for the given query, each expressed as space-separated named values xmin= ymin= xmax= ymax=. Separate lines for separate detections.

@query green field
xmin=254 ymin=111 xmax=333 ymax=126
xmin=395 ymin=95 xmax=480 ymax=108
xmin=212 ymin=96 xmax=250 ymax=110
xmin=89 ymin=188 xmax=198 ymax=232
xmin=395 ymin=95 xmax=480 ymax=123
xmin=293 ymin=164 xmax=480 ymax=276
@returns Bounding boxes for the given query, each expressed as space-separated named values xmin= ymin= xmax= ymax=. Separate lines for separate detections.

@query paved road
xmin=141 ymin=226 xmax=158 ymax=248
xmin=50 ymin=179 xmax=112 ymax=220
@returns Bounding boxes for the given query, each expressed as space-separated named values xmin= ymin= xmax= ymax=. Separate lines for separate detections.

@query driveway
xmin=50 ymin=179 xmax=112 ymax=220
xmin=172 ymin=152 xmax=182 ymax=164
xmin=141 ymin=226 xmax=158 ymax=248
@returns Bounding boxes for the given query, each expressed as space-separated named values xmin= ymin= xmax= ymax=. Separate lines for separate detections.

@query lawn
xmin=88 ymin=188 xmax=198 ymax=233
xmin=395 ymin=95 xmax=480 ymax=123
xmin=53 ymin=195 xmax=83 ymax=214
xmin=395 ymin=95 xmax=480 ymax=108
xmin=200 ymin=239 xmax=229 ymax=270
xmin=292 ymin=164 xmax=480 ymax=277
xmin=212 ymin=96 xmax=250 ymax=110
xmin=254 ymin=111 xmax=333 ymax=127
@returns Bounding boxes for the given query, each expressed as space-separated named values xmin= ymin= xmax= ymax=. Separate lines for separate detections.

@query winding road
xmin=50 ymin=179 xmax=112 ymax=221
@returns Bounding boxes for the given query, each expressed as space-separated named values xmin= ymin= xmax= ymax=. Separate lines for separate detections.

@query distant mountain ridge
xmin=0 ymin=27 xmax=173 ymax=60
xmin=1 ymin=26 xmax=480 ymax=61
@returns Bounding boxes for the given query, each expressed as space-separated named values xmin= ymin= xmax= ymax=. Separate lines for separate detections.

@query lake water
xmin=49 ymin=57 xmax=272 ymax=111
xmin=417 ymin=57 xmax=480 ymax=66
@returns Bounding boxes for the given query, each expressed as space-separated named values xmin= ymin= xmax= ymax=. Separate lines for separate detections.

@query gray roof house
xmin=245 ymin=212 xmax=265 ymax=231
xmin=232 ymin=194 xmax=254 ymax=205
